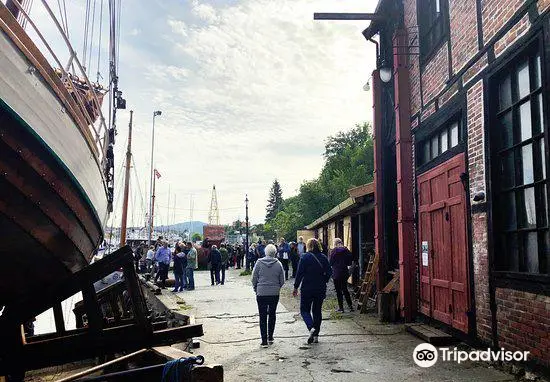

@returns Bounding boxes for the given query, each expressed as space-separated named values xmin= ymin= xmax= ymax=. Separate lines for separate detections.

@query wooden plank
xmin=8 ymin=324 xmax=204 ymax=371
xmin=405 ymin=324 xmax=458 ymax=346
xmin=0 ymin=246 xmax=133 ymax=328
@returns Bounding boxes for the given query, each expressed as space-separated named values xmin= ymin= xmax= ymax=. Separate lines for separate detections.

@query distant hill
xmin=156 ymin=221 xmax=207 ymax=235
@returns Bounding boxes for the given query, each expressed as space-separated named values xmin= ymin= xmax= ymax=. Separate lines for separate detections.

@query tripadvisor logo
xmin=413 ymin=343 xmax=529 ymax=368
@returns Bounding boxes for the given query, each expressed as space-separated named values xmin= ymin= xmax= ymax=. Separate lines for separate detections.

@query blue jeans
xmin=257 ymin=295 xmax=279 ymax=343
xmin=186 ymin=268 xmax=195 ymax=289
xmin=174 ymin=273 xmax=186 ymax=291
xmin=300 ymin=291 xmax=324 ymax=335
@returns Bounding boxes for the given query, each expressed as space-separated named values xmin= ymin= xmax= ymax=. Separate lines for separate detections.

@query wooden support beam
xmin=52 ymin=302 xmax=66 ymax=334
xmin=313 ymin=12 xmax=383 ymax=21
xmin=122 ymin=262 xmax=151 ymax=334
xmin=0 ymin=246 xmax=133 ymax=328
xmin=5 ymin=324 xmax=204 ymax=371
xmin=81 ymin=283 xmax=103 ymax=332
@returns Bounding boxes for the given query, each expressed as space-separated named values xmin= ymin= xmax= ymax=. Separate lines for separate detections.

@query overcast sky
xmin=31 ymin=0 xmax=377 ymax=227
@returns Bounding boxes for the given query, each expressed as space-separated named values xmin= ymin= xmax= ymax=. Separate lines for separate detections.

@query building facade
xmin=367 ymin=0 xmax=550 ymax=370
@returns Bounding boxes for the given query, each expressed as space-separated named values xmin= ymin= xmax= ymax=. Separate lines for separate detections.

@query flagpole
xmin=148 ymin=110 xmax=162 ymax=246
xmin=151 ymin=170 xmax=157 ymax=240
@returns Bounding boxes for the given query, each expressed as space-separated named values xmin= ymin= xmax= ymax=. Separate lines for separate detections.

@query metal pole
xmin=148 ymin=111 xmax=161 ymax=245
xmin=245 ymin=194 xmax=249 ymax=271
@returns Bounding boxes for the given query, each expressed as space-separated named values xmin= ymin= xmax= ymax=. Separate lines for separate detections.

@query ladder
xmin=356 ymin=250 xmax=379 ymax=313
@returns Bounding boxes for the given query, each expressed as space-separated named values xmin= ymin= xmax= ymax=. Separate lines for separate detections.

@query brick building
xmin=365 ymin=0 xmax=550 ymax=370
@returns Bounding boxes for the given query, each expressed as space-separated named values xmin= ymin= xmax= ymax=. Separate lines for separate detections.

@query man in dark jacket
xmin=329 ymin=238 xmax=354 ymax=312
xmin=293 ymin=238 xmax=332 ymax=344
xmin=277 ymin=238 xmax=291 ymax=280
xmin=208 ymin=245 xmax=222 ymax=285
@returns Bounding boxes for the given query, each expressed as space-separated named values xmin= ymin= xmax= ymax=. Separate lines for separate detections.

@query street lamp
xmin=148 ymin=110 xmax=162 ymax=246
xmin=245 ymin=194 xmax=249 ymax=271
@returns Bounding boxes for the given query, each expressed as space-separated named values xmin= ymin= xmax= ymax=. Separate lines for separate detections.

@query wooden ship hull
xmin=0 ymin=7 xmax=108 ymax=307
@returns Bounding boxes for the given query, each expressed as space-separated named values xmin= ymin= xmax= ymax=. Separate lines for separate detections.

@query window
xmin=419 ymin=121 xmax=461 ymax=165
xmin=417 ymin=0 xmax=449 ymax=62
xmin=490 ymin=44 xmax=549 ymax=275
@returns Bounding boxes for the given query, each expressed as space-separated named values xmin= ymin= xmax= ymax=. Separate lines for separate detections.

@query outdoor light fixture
xmin=380 ymin=66 xmax=392 ymax=83
xmin=363 ymin=80 xmax=370 ymax=91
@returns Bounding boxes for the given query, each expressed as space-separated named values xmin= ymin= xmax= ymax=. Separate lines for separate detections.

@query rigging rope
xmin=82 ymin=0 xmax=91 ymax=68
xmin=96 ymin=0 xmax=104 ymax=82
xmin=87 ymin=0 xmax=97 ymax=78
xmin=131 ymin=155 xmax=147 ymax=229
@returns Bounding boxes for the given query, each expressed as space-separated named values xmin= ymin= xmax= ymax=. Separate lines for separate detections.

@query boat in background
xmin=0 ymin=1 xmax=121 ymax=307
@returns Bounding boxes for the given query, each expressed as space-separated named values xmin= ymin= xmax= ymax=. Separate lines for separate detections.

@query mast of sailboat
xmin=119 ymin=110 xmax=133 ymax=247
xmin=150 ymin=169 xmax=159 ymax=240
xmin=167 ymin=185 xmax=171 ymax=236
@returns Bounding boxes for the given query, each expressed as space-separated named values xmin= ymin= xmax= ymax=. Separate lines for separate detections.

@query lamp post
xmin=148 ymin=110 xmax=162 ymax=246
xmin=245 ymin=194 xmax=249 ymax=271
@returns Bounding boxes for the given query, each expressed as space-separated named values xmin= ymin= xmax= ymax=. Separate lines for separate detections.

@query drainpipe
xmin=368 ymin=38 xmax=380 ymax=68
xmin=393 ymin=30 xmax=415 ymax=321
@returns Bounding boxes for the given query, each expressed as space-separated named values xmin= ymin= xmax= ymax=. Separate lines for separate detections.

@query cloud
xmin=103 ymin=0 xmax=377 ymax=226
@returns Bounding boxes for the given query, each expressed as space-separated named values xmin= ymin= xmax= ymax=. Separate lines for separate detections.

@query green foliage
xmin=239 ymin=269 xmax=252 ymax=276
xmin=191 ymin=233 xmax=202 ymax=242
xmin=265 ymin=179 xmax=284 ymax=222
xmin=267 ymin=122 xmax=374 ymax=241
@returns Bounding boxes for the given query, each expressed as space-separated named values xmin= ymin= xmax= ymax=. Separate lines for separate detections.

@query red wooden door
xmin=418 ymin=153 xmax=470 ymax=333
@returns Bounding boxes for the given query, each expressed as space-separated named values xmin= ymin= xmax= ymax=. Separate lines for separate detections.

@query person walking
xmin=252 ymin=244 xmax=285 ymax=348
xmin=330 ymin=238 xmax=354 ymax=312
xmin=297 ymin=236 xmax=306 ymax=259
xmin=219 ymin=244 xmax=229 ymax=285
xmin=185 ymin=242 xmax=197 ymax=290
xmin=256 ymin=240 xmax=266 ymax=259
xmin=145 ymin=245 xmax=155 ymax=276
xmin=209 ymin=245 xmax=222 ymax=285
xmin=247 ymin=243 xmax=257 ymax=270
xmin=289 ymin=242 xmax=299 ymax=278
xmin=172 ymin=243 xmax=186 ymax=292
xmin=293 ymin=238 xmax=332 ymax=344
xmin=154 ymin=241 xmax=171 ymax=288
xmin=277 ymin=238 xmax=290 ymax=280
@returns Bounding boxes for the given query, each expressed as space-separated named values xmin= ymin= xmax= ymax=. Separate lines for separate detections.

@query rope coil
xmin=161 ymin=355 xmax=205 ymax=382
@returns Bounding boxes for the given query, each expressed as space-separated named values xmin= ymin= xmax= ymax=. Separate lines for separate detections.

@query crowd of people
xmin=135 ymin=234 xmax=355 ymax=349
xmin=251 ymin=236 xmax=354 ymax=348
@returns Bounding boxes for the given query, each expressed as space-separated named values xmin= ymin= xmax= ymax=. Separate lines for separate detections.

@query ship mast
xmin=119 ymin=110 xmax=133 ymax=247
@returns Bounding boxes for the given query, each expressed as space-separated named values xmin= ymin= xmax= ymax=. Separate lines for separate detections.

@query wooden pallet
xmin=356 ymin=250 xmax=379 ymax=313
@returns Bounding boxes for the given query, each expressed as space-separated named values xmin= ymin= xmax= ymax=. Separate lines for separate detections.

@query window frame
xmin=415 ymin=110 xmax=465 ymax=173
xmin=417 ymin=0 xmax=450 ymax=65
xmin=488 ymin=36 xmax=550 ymax=280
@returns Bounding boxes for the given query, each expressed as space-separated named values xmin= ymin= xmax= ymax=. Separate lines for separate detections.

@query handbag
xmin=283 ymin=252 xmax=289 ymax=260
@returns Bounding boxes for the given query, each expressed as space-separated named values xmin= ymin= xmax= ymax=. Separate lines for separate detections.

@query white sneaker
xmin=307 ymin=328 xmax=316 ymax=344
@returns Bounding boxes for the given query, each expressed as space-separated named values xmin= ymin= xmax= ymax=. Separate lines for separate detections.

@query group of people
xmin=144 ymin=240 xmax=197 ymax=291
xmin=251 ymin=236 xmax=354 ymax=348
xmin=247 ymin=237 xmax=308 ymax=280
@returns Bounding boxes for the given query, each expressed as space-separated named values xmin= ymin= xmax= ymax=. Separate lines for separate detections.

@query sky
xmin=27 ymin=0 xmax=378 ymax=227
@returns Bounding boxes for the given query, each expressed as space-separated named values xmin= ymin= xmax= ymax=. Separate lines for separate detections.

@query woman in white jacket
xmin=252 ymin=244 xmax=285 ymax=348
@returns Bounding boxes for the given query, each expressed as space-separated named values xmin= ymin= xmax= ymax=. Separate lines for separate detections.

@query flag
xmin=154 ymin=169 xmax=161 ymax=179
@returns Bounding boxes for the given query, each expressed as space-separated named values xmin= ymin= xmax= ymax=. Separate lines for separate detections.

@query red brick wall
xmin=494 ymin=14 xmax=530 ymax=57
xmin=481 ymin=0 xmax=526 ymax=45
xmin=495 ymin=288 xmax=550 ymax=367
xmin=449 ymin=0 xmax=479 ymax=73
xmin=405 ymin=0 xmax=421 ymax=116
xmin=467 ymin=80 xmax=493 ymax=344
xmin=421 ymin=44 xmax=449 ymax=105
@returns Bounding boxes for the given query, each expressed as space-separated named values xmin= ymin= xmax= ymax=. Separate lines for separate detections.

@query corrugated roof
xmin=305 ymin=182 xmax=374 ymax=229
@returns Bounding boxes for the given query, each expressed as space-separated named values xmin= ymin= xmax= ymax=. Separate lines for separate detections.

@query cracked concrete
xmin=166 ymin=268 xmax=515 ymax=381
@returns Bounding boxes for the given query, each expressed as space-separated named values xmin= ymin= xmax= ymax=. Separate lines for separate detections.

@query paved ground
xmin=163 ymin=268 xmax=514 ymax=382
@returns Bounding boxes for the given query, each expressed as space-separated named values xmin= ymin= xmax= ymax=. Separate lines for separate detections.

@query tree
xmin=266 ymin=122 xmax=374 ymax=242
xmin=265 ymin=179 xmax=284 ymax=222
xmin=191 ymin=233 xmax=202 ymax=242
